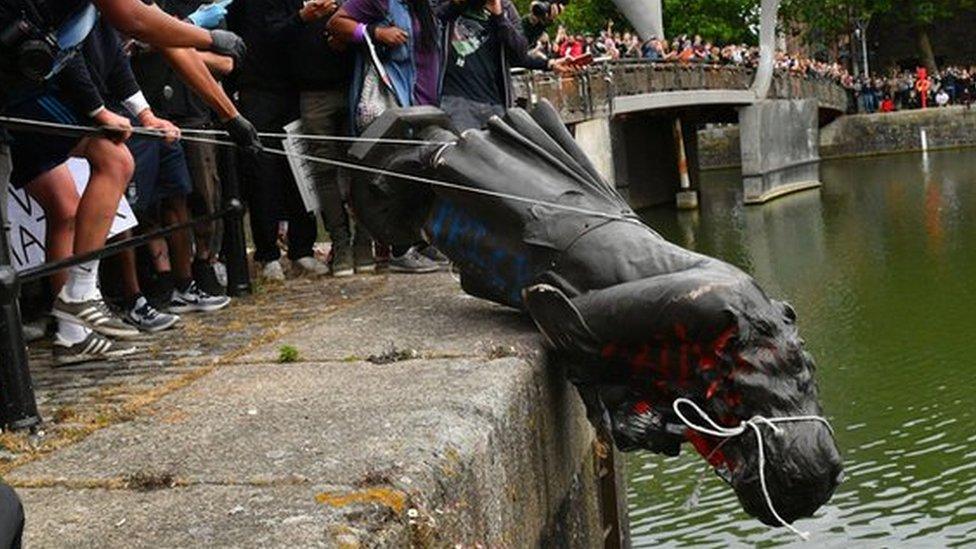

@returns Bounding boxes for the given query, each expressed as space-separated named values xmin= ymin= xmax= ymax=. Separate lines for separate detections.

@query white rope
xmin=672 ymin=397 xmax=834 ymax=541
xmin=0 ymin=115 xmax=646 ymax=229
xmin=153 ymin=131 xmax=646 ymax=226
xmin=177 ymin=126 xmax=453 ymax=146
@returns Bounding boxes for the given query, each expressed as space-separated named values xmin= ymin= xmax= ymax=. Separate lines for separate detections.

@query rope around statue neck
xmin=672 ymin=397 xmax=835 ymax=541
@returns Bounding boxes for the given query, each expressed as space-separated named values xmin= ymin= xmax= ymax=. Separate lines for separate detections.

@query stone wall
xmin=819 ymin=106 xmax=976 ymax=159
xmin=698 ymin=106 xmax=976 ymax=170
xmin=698 ymin=125 xmax=742 ymax=169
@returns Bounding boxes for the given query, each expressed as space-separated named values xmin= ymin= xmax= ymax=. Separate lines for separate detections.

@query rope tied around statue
xmin=0 ymin=114 xmax=644 ymax=226
xmin=0 ymin=102 xmax=845 ymax=539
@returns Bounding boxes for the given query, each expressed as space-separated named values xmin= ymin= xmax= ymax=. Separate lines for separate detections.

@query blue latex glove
xmin=188 ymin=0 xmax=233 ymax=29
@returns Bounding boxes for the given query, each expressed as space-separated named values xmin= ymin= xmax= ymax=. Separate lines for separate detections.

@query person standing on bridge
xmin=434 ymin=0 xmax=573 ymax=132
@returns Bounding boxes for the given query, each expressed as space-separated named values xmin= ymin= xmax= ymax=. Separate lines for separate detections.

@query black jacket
xmin=264 ymin=0 xmax=353 ymax=91
xmin=227 ymin=0 xmax=294 ymax=92
xmin=56 ymin=17 xmax=141 ymax=117
xmin=435 ymin=0 xmax=547 ymax=108
xmin=130 ymin=0 xmax=214 ymax=127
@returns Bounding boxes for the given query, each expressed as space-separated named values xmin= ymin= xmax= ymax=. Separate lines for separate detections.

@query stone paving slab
xmin=18 ymin=484 xmax=407 ymax=548
xmin=239 ymin=273 xmax=542 ymax=363
xmin=0 ymin=275 xmax=385 ymax=468
xmin=5 ymin=273 xmax=600 ymax=547
xmin=6 ymin=358 xmax=532 ymax=485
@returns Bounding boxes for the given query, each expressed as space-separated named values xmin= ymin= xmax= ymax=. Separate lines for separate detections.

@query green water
xmin=629 ymin=150 xmax=976 ymax=547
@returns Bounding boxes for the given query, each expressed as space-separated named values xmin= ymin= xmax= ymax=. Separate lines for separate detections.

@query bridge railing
xmin=511 ymin=62 xmax=850 ymax=123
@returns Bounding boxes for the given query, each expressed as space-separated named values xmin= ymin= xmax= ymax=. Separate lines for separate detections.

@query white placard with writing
xmin=283 ymin=119 xmax=321 ymax=214
xmin=4 ymin=158 xmax=138 ymax=272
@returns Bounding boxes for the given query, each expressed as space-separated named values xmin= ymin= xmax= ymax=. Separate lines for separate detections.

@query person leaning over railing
xmin=130 ymin=0 xmax=241 ymax=298
xmin=0 ymin=0 xmax=261 ymax=364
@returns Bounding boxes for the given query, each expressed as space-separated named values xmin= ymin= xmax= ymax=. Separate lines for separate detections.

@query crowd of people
xmin=2 ymin=0 xmax=971 ymax=368
xmin=527 ymin=23 xmax=975 ymax=114
xmin=0 ymin=0 xmax=573 ymax=366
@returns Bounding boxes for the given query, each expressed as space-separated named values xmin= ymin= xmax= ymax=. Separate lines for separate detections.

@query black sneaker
xmin=53 ymin=332 xmax=138 ymax=367
xmin=354 ymin=244 xmax=376 ymax=274
xmin=52 ymin=291 xmax=141 ymax=339
xmin=331 ymin=243 xmax=355 ymax=278
xmin=126 ymin=296 xmax=180 ymax=333
xmin=389 ymin=246 xmax=441 ymax=274
xmin=192 ymin=258 xmax=226 ymax=297
xmin=419 ymin=245 xmax=451 ymax=269
xmin=169 ymin=281 xmax=231 ymax=313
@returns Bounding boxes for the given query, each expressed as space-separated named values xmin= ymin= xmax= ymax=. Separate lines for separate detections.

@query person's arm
xmin=56 ymin=55 xmax=108 ymax=121
xmin=329 ymin=2 xmax=407 ymax=48
xmin=56 ymin=55 xmax=134 ymax=141
xmin=265 ymin=0 xmax=336 ymax=42
xmin=159 ymin=47 xmax=262 ymax=153
xmin=492 ymin=0 xmax=571 ymax=74
xmin=94 ymin=0 xmax=245 ymax=59
xmin=198 ymin=51 xmax=235 ymax=75
xmin=521 ymin=2 xmax=562 ymax=45
xmin=158 ymin=46 xmax=236 ymax=121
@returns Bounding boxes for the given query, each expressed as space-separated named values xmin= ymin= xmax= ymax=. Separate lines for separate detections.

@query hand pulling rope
xmin=178 ymin=126 xmax=454 ymax=146
xmin=672 ymin=397 xmax=835 ymax=541
xmin=0 ymin=115 xmax=644 ymax=226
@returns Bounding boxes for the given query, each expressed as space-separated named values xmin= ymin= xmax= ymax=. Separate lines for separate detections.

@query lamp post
xmin=855 ymin=18 xmax=870 ymax=78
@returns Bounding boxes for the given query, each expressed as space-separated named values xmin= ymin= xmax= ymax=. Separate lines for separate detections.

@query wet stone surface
xmin=1 ymin=274 xmax=386 ymax=472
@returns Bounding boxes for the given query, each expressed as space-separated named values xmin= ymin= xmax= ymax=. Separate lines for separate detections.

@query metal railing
xmin=0 ymin=137 xmax=252 ymax=431
xmin=511 ymin=61 xmax=851 ymax=123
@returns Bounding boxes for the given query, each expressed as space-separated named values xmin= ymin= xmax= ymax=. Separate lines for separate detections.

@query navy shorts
xmin=4 ymin=92 xmax=82 ymax=188
xmin=125 ymin=135 xmax=192 ymax=212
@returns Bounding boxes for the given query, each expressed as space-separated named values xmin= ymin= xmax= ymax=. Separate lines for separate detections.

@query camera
xmin=530 ymin=0 xmax=569 ymax=19
xmin=0 ymin=1 xmax=59 ymax=82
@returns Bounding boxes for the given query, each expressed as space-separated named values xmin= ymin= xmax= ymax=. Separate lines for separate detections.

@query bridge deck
xmin=512 ymin=62 xmax=850 ymax=124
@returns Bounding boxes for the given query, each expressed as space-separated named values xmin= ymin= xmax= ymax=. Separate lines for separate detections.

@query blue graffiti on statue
xmin=428 ymin=200 xmax=533 ymax=305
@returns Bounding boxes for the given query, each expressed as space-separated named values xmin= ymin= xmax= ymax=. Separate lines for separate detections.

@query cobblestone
xmin=1 ymin=274 xmax=386 ymax=475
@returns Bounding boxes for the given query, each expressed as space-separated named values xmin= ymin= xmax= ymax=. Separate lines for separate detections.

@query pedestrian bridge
xmin=511 ymin=62 xmax=850 ymax=207
xmin=513 ymin=62 xmax=850 ymax=123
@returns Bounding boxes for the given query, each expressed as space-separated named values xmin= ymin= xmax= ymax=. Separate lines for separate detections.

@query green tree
xmin=663 ymin=0 xmax=760 ymax=44
xmin=513 ymin=0 xmax=760 ymax=43
xmin=782 ymin=0 xmax=976 ymax=72
xmin=512 ymin=0 xmax=625 ymax=34
xmin=884 ymin=0 xmax=976 ymax=72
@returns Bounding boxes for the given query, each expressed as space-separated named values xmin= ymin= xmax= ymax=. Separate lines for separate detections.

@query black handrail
xmin=0 ymin=127 xmax=253 ymax=431
xmin=19 ymin=201 xmax=242 ymax=283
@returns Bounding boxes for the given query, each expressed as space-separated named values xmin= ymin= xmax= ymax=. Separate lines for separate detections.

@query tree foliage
xmin=782 ymin=0 xmax=976 ymax=70
xmin=513 ymin=0 xmax=760 ymax=43
xmin=662 ymin=0 xmax=760 ymax=44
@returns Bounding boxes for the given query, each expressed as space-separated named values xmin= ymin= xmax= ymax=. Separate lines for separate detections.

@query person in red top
xmin=880 ymin=96 xmax=895 ymax=113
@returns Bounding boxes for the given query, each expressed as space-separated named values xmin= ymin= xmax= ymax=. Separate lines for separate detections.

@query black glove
xmin=209 ymin=29 xmax=247 ymax=63
xmin=223 ymin=115 xmax=262 ymax=155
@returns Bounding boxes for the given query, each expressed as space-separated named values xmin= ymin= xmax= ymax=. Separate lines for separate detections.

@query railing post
xmin=0 ymin=143 xmax=41 ymax=431
xmin=218 ymin=146 xmax=251 ymax=297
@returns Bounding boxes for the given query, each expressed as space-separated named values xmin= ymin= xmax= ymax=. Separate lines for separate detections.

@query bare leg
xmin=23 ymin=164 xmax=80 ymax=295
xmin=113 ymin=231 xmax=140 ymax=301
xmin=73 ymin=137 xmax=134 ymax=256
xmin=162 ymin=195 xmax=193 ymax=282
xmin=147 ymin=237 xmax=172 ymax=273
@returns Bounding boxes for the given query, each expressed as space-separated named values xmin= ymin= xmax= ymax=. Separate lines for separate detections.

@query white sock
xmin=56 ymin=319 xmax=90 ymax=345
xmin=63 ymin=259 xmax=100 ymax=302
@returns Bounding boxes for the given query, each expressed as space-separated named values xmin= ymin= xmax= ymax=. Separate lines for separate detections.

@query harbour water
xmin=629 ymin=150 xmax=976 ymax=547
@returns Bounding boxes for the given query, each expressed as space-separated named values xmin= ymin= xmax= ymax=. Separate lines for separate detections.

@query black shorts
xmin=4 ymin=91 xmax=82 ymax=188
xmin=125 ymin=134 xmax=192 ymax=212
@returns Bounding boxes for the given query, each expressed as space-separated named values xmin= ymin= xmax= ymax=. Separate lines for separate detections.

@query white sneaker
xmin=292 ymin=256 xmax=329 ymax=277
xmin=260 ymin=260 xmax=286 ymax=282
